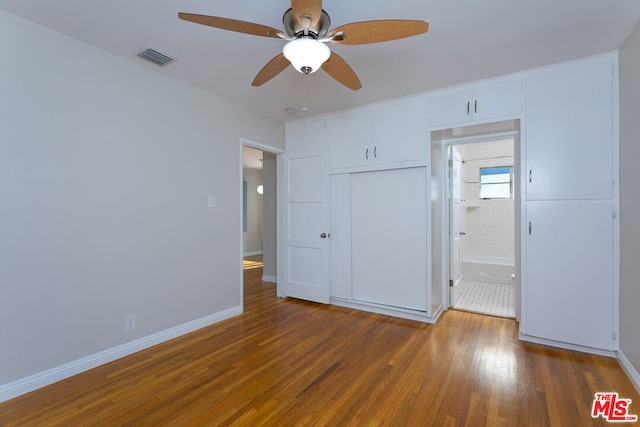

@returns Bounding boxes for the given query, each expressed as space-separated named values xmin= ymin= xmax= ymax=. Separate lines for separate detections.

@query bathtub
xmin=462 ymin=256 xmax=515 ymax=285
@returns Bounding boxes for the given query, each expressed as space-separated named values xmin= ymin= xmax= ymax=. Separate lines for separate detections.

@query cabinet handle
xmin=466 ymin=101 xmax=470 ymax=115
xmin=529 ymin=169 xmax=532 ymax=183
xmin=374 ymin=146 xmax=377 ymax=158
xmin=474 ymin=100 xmax=477 ymax=114
xmin=366 ymin=148 xmax=369 ymax=160
xmin=529 ymin=221 xmax=532 ymax=235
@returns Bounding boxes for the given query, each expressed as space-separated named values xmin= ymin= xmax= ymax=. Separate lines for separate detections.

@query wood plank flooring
xmin=1 ymin=258 xmax=638 ymax=426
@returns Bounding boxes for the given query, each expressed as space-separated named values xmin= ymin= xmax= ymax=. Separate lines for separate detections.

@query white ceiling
xmin=2 ymin=0 xmax=640 ymax=122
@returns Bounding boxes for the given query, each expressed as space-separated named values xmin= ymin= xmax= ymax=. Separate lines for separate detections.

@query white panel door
xmin=449 ymin=148 xmax=463 ymax=290
xmin=282 ymin=151 xmax=330 ymax=304
xmin=525 ymin=61 xmax=613 ymax=201
xmin=351 ymin=167 xmax=429 ymax=312
xmin=525 ymin=200 xmax=613 ymax=350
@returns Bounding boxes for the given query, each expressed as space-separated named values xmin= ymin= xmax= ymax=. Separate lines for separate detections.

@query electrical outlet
xmin=124 ymin=314 xmax=136 ymax=332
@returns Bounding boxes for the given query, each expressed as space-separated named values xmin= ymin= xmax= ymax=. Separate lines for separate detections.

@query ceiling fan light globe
xmin=283 ymin=38 xmax=331 ymax=74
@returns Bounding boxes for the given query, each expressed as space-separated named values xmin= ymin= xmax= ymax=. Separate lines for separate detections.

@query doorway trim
xmin=239 ymin=138 xmax=284 ymax=309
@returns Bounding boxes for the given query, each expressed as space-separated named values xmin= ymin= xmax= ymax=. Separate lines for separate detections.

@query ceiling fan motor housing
xmin=282 ymin=8 xmax=331 ymax=38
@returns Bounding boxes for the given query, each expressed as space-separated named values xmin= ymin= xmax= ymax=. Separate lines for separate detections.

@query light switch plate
xmin=208 ymin=195 xmax=216 ymax=208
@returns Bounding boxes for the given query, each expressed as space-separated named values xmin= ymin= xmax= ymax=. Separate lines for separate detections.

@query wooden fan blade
xmin=252 ymin=54 xmax=290 ymax=86
xmin=321 ymin=52 xmax=362 ymax=90
xmin=291 ymin=0 xmax=323 ymax=27
xmin=178 ymin=13 xmax=284 ymax=39
xmin=330 ymin=20 xmax=429 ymax=45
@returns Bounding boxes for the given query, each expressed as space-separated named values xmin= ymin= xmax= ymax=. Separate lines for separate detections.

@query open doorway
xmin=432 ymin=120 xmax=521 ymax=320
xmin=240 ymin=140 xmax=283 ymax=308
xmin=449 ymin=139 xmax=515 ymax=317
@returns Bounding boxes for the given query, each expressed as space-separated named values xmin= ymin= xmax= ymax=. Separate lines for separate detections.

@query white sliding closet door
xmin=351 ymin=167 xmax=428 ymax=311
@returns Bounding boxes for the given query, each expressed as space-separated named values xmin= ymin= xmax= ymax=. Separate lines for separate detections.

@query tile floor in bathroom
xmin=454 ymin=280 xmax=515 ymax=318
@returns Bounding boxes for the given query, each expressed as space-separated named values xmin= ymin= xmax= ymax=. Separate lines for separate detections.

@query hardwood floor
xmin=1 ymin=259 xmax=638 ymax=426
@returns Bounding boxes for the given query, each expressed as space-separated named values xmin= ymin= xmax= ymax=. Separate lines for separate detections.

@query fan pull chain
xmin=301 ymin=72 xmax=309 ymax=115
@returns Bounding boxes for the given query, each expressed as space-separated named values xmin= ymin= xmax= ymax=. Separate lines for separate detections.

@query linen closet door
xmin=351 ymin=167 xmax=428 ymax=312
xmin=525 ymin=200 xmax=613 ymax=350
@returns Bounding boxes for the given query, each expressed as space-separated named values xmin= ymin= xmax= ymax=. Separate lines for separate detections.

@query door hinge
xmin=448 ymin=159 xmax=453 ymax=168
xmin=613 ymin=211 xmax=617 ymax=219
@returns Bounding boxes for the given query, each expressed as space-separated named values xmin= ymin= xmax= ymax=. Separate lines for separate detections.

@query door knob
xmin=460 ymin=232 xmax=466 ymax=236
xmin=320 ymin=232 xmax=330 ymax=238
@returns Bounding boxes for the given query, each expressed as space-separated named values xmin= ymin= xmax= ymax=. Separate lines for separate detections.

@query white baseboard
xmin=330 ymin=298 xmax=436 ymax=324
xmin=617 ymin=350 xmax=640 ymax=395
xmin=243 ymin=251 xmax=263 ymax=257
xmin=518 ymin=333 xmax=616 ymax=358
xmin=262 ymin=275 xmax=277 ymax=283
xmin=0 ymin=305 xmax=242 ymax=403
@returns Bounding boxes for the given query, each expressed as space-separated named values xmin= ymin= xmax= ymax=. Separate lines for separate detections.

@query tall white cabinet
xmin=326 ymin=97 xmax=433 ymax=320
xmin=523 ymin=58 xmax=617 ymax=351
xmin=284 ymin=53 xmax=619 ymax=351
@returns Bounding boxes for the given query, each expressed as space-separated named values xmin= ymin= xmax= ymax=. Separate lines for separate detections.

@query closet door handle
xmin=529 ymin=221 xmax=532 ymax=235
xmin=374 ymin=146 xmax=377 ymax=158
xmin=474 ymin=100 xmax=477 ymax=114
xmin=529 ymin=170 xmax=532 ymax=183
xmin=366 ymin=148 xmax=369 ymax=160
xmin=466 ymin=101 xmax=470 ymax=115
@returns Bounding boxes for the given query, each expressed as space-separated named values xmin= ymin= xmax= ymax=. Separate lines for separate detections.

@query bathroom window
xmin=479 ymin=166 xmax=513 ymax=199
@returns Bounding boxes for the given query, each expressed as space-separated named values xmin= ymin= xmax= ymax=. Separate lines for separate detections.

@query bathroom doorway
xmin=432 ymin=120 xmax=521 ymax=320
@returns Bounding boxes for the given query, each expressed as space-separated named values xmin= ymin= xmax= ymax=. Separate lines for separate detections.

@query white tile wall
xmin=457 ymin=139 xmax=515 ymax=260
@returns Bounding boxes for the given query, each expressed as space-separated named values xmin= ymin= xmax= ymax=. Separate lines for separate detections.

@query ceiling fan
xmin=178 ymin=0 xmax=429 ymax=90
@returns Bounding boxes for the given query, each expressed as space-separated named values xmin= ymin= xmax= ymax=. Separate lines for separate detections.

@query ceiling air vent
xmin=136 ymin=48 xmax=175 ymax=67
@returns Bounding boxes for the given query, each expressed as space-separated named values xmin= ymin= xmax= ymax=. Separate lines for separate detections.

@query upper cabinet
xmin=429 ymin=78 xmax=523 ymax=128
xmin=525 ymin=60 xmax=614 ymax=201
xmin=373 ymin=99 xmax=429 ymax=166
xmin=327 ymin=98 xmax=428 ymax=173
xmin=327 ymin=110 xmax=373 ymax=171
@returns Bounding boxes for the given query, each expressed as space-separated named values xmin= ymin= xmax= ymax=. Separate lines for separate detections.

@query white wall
xmin=459 ymin=139 xmax=515 ymax=260
xmin=619 ymin=19 xmax=640 ymax=381
xmin=0 ymin=10 xmax=283 ymax=387
xmin=243 ymin=168 xmax=263 ymax=255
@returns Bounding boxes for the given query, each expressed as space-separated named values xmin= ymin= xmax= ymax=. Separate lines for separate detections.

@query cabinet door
xmin=472 ymin=78 xmax=522 ymax=122
xmin=429 ymin=89 xmax=471 ymax=128
xmin=429 ymin=79 xmax=522 ymax=128
xmin=525 ymin=200 xmax=613 ymax=350
xmin=351 ymin=168 xmax=428 ymax=312
xmin=329 ymin=174 xmax=352 ymax=299
xmin=373 ymin=99 xmax=428 ymax=166
xmin=525 ymin=61 xmax=613 ymax=201
xmin=327 ymin=111 xmax=372 ymax=171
